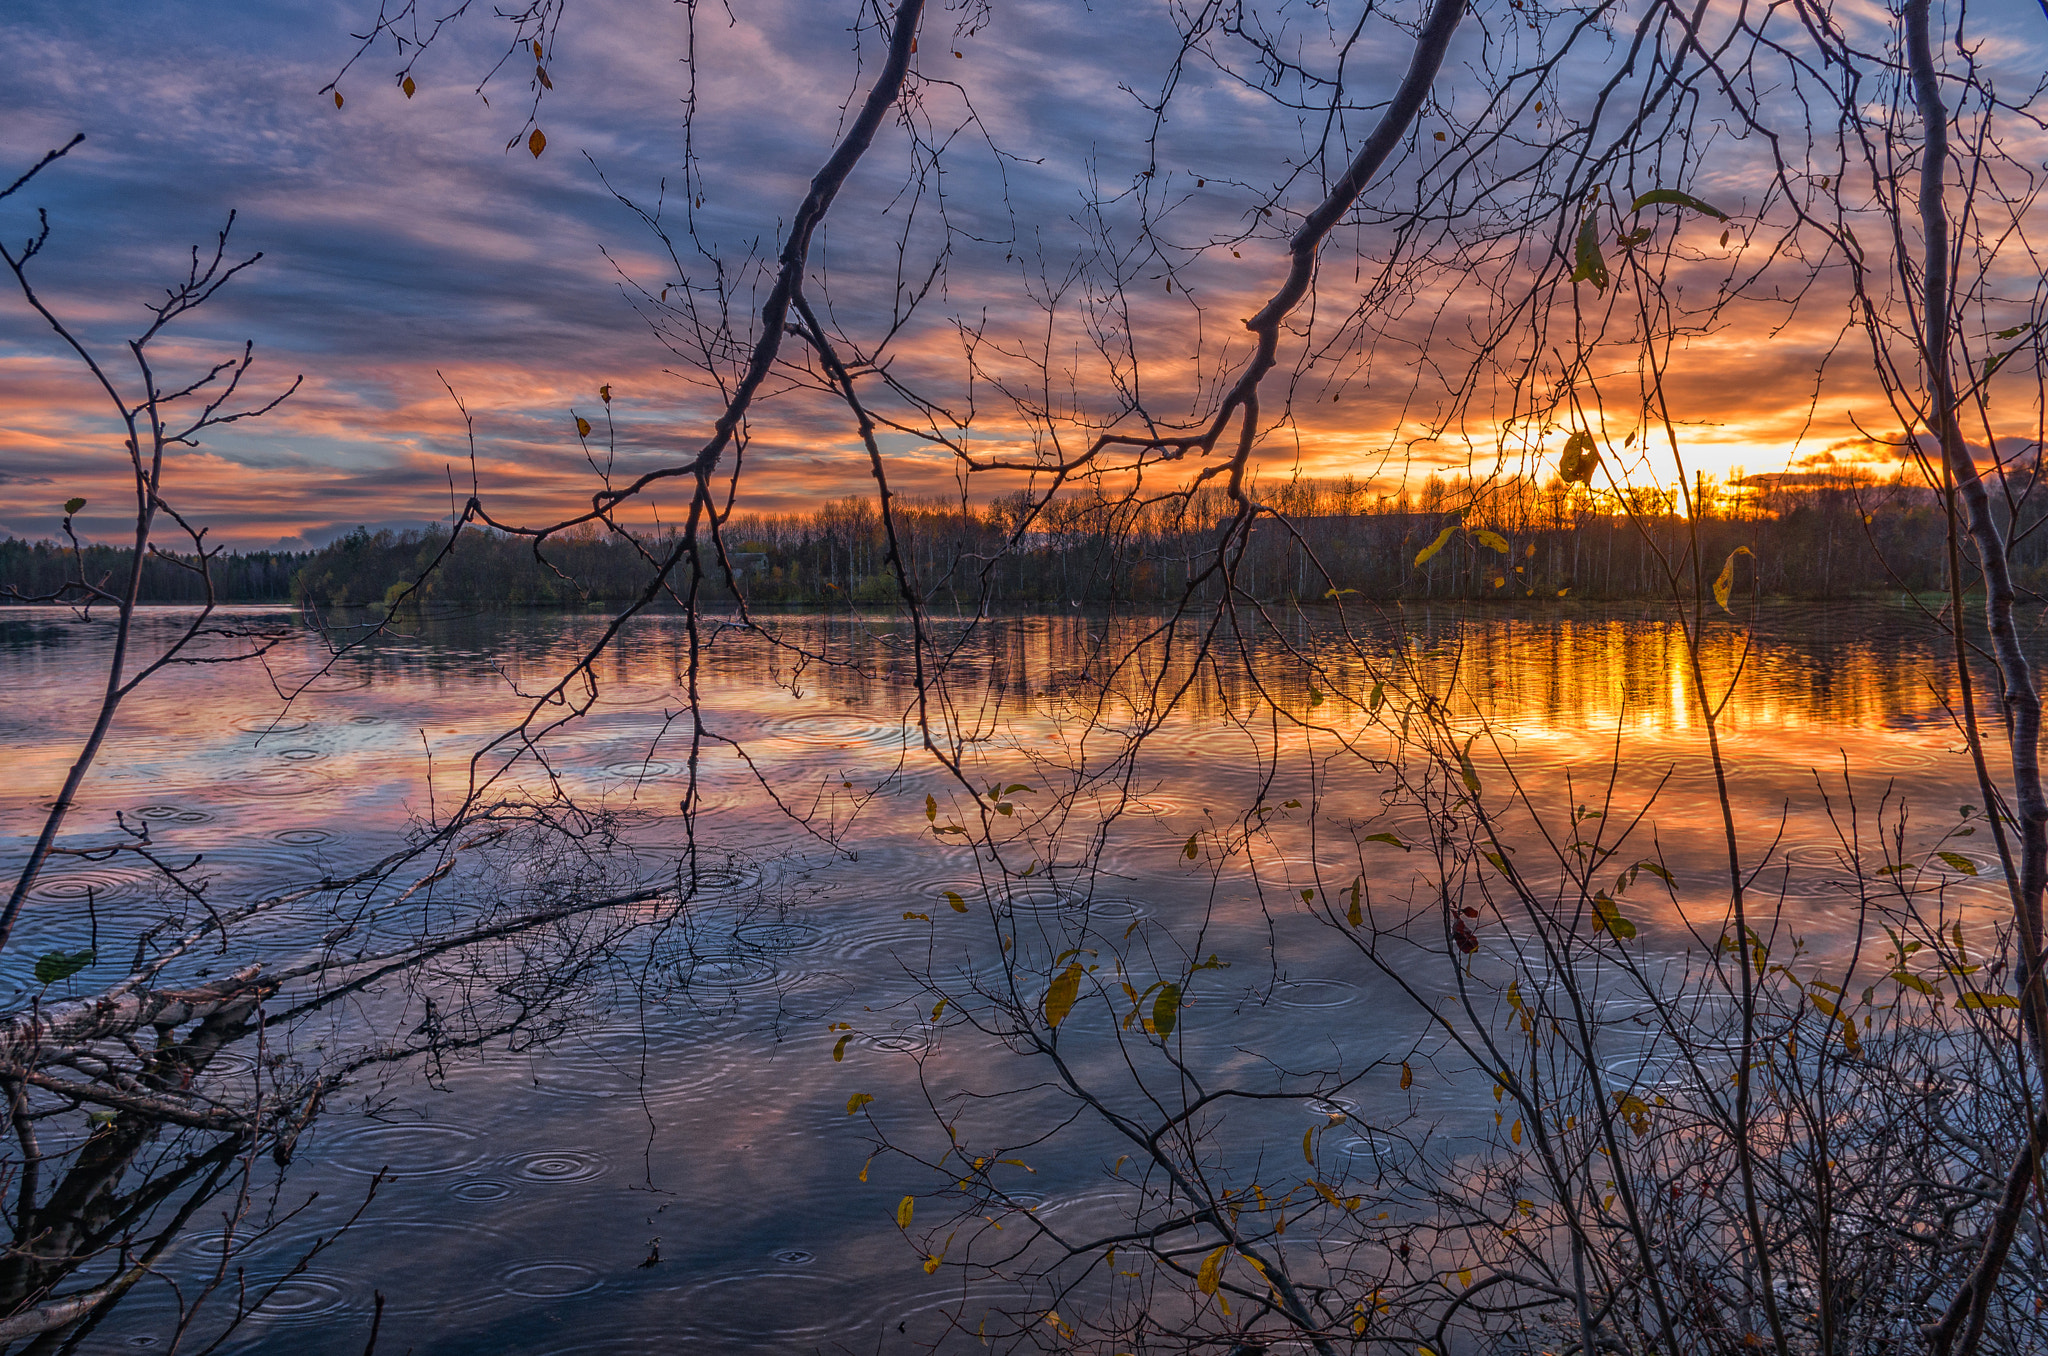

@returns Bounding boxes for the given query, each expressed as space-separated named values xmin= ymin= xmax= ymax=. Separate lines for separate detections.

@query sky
xmin=2 ymin=0 xmax=2044 ymax=549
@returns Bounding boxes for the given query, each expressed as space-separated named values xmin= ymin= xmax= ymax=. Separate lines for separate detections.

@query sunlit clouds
xmin=2 ymin=0 xmax=2044 ymax=546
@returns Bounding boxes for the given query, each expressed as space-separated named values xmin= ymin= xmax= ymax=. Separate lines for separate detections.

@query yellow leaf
xmin=924 ymin=1254 xmax=942 ymax=1274
xmin=1889 ymin=969 xmax=1939 ymax=995
xmin=402 ymin=75 xmax=417 ymax=98
xmin=333 ymin=90 xmax=345 ymax=108
xmin=1152 ymin=982 xmax=1181 ymax=1039
xmin=1043 ymin=962 xmax=1083 ymax=1029
xmin=1713 ymin=546 xmax=1754 ymax=613
xmin=833 ymin=1034 xmax=852 ymax=1062
xmin=859 ymin=1154 xmax=872 ymax=1181
xmin=1400 ymin=1061 xmax=1413 ymax=1090
xmin=1473 ymin=528 xmax=1510 ymax=554
xmin=1303 ymin=1127 xmax=1315 ymax=1164
xmin=897 ymin=1196 xmax=914 ymax=1229
xmin=1629 ymin=187 xmax=1730 ymax=219
xmin=575 ymin=416 xmax=591 ymax=437
xmin=1935 ymin=851 xmax=1978 ymax=876
xmin=1197 ymin=1244 xmax=1228 ymax=1294
xmin=846 ymin=1092 xmax=874 ymax=1114
xmin=1510 ymin=1118 xmax=1523 ymax=1145
xmin=1182 ymin=833 xmax=1199 ymax=860
xmin=1592 ymin=893 xmax=1638 ymax=941
xmin=1347 ymin=877 xmax=1364 ymax=927
xmin=1414 ymin=522 xmax=1459 ymax=568
xmin=944 ymin=890 xmax=968 ymax=913
xmin=1958 ymin=991 xmax=2021 ymax=1009
xmin=599 ymin=383 xmax=612 ymax=404
xmin=1458 ymin=1268 xmax=1473 ymax=1288
xmin=529 ymin=127 xmax=548 ymax=158
xmin=902 ymin=911 xmax=930 ymax=921
xmin=1458 ymin=736 xmax=1482 ymax=794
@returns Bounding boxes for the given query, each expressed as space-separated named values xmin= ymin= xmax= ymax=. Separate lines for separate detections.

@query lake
xmin=0 ymin=599 xmax=2020 ymax=1353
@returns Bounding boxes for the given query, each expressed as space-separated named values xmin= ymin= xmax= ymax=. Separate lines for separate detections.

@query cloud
xmin=2 ymin=0 xmax=2044 ymax=544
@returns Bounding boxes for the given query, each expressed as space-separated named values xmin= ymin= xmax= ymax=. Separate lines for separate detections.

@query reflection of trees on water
xmin=249 ymin=601 xmax=1971 ymax=741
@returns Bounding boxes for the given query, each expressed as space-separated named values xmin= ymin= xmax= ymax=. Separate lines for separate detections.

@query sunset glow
xmin=7 ymin=1 xmax=2042 ymax=547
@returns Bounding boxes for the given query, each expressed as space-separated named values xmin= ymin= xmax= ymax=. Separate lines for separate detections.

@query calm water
xmin=0 ymin=600 xmax=2023 ymax=1353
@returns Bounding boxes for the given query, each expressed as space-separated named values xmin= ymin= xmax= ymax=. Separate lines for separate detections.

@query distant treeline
xmin=0 ymin=538 xmax=307 ymax=604
xmin=8 ymin=471 xmax=2046 ymax=609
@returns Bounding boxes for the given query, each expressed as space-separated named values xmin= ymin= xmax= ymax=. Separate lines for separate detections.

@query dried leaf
xmin=1592 ymin=893 xmax=1638 ymax=941
xmin=1414 ymin=522 xmax=1460 ymax=568
xmin=528 ymin=127 xmax=548 ymax=158
xmin=1558 ymin=431 xmax=1600 ymax=485
xmin=1151 ymin=982 xmax=1181 ymax=1039
xmin=1571 ymin=214 xmax=1609 ymax=291
xmin=1714 ymin=546 xmax=1754 ymax=612
xmin=1197 ymin=1244 xmax=1228 ymax=1295
xmin=1043 ymin=961 xmax=1083 ymax=1029
xmin=1629 ymin=187 xmax=1730 ymax=220
xmin=1935 ymin=851 xmax=1977 ymax=876
xmin=1458 ymin=737 xmax=1482 ymax=795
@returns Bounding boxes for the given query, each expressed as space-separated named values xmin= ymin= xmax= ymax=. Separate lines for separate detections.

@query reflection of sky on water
xmin=0 ymin=599 xmax=2021 ymax=1351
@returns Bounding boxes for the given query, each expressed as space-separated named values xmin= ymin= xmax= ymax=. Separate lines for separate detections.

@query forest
xmin=8 ymin=469 xmax=2038 ymax=609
